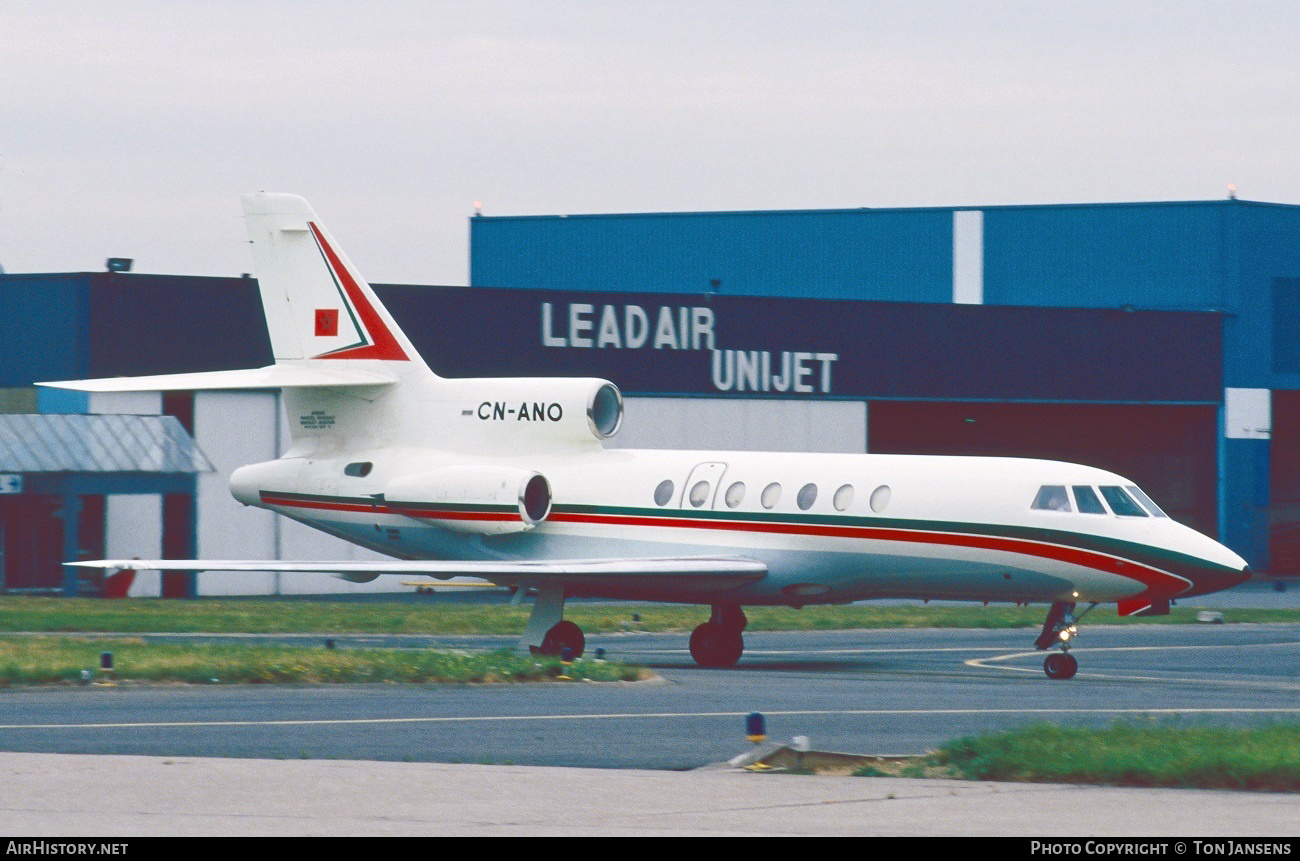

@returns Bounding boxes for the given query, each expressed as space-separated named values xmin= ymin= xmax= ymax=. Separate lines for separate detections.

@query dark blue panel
xmin=0 ymin=274 xmax=89 ymax=385
xmin=1222 ymin=437 xmax=1270 ymax=568
xmin=1272 ymin=278 xmax=1300 ymax=374
xmin=471 ymin=208 xmax=954 ymax=302
xmin=983 ymin=203 xmax=1230 ymax=309
xmin=378 ymin=286 xmax=1224 ymax=404
xmin=0 ymin=271 xmax=1224 ymax=405
xmin=86 ymin=274 xmax=273 ymax=376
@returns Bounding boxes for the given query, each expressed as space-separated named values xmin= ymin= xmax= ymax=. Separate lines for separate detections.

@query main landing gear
xmin=689 ymin=605 xmax=748 ymax=668
xmin=521 ymin=583 xmax=586 ymax=658
xmin=1034 ymin=600 xmax=1097 ymax=680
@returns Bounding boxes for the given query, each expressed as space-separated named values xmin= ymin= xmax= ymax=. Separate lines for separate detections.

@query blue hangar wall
xmin=2 ymin=273 xmax=1224 ymax=545
xmin=470 ymin=198 xmax=1300 ymax=573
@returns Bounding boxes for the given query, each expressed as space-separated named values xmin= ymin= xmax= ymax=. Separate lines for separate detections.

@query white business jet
xmin=50 ymin=194 xmax=1251 ymax=679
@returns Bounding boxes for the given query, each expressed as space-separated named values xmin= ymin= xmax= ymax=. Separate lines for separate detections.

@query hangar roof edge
xmin=469 ymin=198 xmax=1300 ymax=222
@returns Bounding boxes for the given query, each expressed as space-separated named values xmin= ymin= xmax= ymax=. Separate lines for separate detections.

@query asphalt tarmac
xmin=0 ymin=580 xmax=1295 ymax=836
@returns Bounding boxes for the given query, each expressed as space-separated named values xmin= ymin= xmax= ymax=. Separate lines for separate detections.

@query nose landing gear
xmin=1043 ymin=650 xmax=1078 ymax=680
xmin=1034 ymin=600 xmax=1097 ymax=680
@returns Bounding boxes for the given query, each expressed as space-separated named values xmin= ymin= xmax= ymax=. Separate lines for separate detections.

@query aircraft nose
xmin=1182 ymin=560 xmax=1252 ymax=598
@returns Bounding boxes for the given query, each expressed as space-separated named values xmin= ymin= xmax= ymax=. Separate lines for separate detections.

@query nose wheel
xmin=1043 ymin=651 xmax=1078 ymax=680
xmin=1034 ymin=600 xmax=1096 ymax=680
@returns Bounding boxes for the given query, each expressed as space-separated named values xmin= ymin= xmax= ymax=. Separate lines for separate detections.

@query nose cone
xmin=1181 ymin=562 xmax=1252 ymax=598
xmin=1177 ymin=530 xmax=1252 ymax=598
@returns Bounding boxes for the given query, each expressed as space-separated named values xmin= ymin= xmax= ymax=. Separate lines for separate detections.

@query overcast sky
xmin=3 ymin=1 xmax=1298 ymax=285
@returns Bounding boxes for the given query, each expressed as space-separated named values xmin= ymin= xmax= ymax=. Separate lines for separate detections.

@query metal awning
xmin=0 ymin=414 xmax=213 ymax=474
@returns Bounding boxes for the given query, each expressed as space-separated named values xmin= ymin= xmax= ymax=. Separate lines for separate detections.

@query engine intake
xmin=385 ymin=466 xmax=551 ymax=535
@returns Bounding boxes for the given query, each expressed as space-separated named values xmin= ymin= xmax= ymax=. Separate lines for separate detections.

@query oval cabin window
xmin=654 ymin=480 xmax=675 ymax=506
xmin=725 ymin=481 xmax=746 ymax=508
xmin=761 ymin=482 xmax=782 ymax=509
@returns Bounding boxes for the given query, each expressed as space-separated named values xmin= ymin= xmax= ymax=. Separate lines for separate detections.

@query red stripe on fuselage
xmin=258 ymin=491 xmax=1190 ymax=599
xmin=548 ymin=510 xmax=1189 ymax=598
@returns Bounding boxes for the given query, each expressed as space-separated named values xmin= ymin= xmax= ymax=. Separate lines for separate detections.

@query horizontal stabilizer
xmin=40 ymin=364 xmax=398 ymax=393
xmin=68 ymin=556 xmax=768 ymax=590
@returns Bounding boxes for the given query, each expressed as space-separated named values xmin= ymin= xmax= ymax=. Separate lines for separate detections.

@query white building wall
xmin=87 ymin=392 xmax=166 ymax=597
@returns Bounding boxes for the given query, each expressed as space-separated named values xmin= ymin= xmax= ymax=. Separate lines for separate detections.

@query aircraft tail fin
xmin=242 ymin=193 xmax=432 ymax=374
xmin=42 ymin=194 xmax=433 ymax=396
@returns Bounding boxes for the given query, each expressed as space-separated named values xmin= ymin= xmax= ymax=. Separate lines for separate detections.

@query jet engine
xmin=437 ymin=377 xmax=624 ymax=450
xmin=384 ymin=465 xmax=551 ymax=535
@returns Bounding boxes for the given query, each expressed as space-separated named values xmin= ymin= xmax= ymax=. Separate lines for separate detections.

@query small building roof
xmin=0 ymin=414 xmax=213 ymax=474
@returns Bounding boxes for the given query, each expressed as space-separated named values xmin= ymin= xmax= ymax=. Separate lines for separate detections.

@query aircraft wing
xmin=67 ymin=556 xmax=768 ymax=593
xmin=39 ymin=364 xmax=398 ymax=392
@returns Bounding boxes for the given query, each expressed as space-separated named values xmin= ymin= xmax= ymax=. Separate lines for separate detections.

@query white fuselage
xmin=230 ymin=437 xmax=1247 ymax=608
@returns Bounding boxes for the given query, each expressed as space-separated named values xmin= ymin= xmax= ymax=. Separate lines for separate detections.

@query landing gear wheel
xmin=689 ymin=622 xmax=744 ymax=668
xmin=539 ymin=620 xmax=585 ymax=658
xmin=1043 ymin=652 xmax=1078 ymax=680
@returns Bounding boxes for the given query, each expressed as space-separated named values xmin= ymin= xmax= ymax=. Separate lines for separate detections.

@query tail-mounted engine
xmin=438 ymin=377 xmax=623 ymax=451
xmin=384 ymin=465 xmax=552 ymax=535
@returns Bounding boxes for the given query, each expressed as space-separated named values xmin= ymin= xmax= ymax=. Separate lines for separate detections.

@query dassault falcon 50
xmin=49 ymin=193 xmax=1251 ymax=679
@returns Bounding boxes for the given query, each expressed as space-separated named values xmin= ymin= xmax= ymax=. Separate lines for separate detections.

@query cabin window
xmin=1072 ymin=486 xmax=1106 ymax=514
xmin=1127 ymin=485 xmax=1168 ymax=517
xmin=797 ymin=483 xmax=818 ymax=511
xmin=654 ymin=479 xmax=674 ymax=506
xmin=724 ymin=481 xmax=746 ymax=508
xmin=689 ymin=480 xmax=711 ymax=508
xmin=869 ymin=485 xmax=891 ymax=512
xmin=761 ymin=482 xmax=782 ymax=509
xmin=1031 ymin=485 xmax=1072 ymax=512
xmin=1100 ymin=486 xmax=1147 ymax=517
xmin=344 ymin=462 xmax=373 ymax=478
xmin=833 ymin=484 xmax=854 ymax=511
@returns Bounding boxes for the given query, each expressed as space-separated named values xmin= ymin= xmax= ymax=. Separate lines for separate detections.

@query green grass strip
xmin=0 ymin=637 xmax=644 ymax=686
xmin=924 ymin=721 xmax=1300 ymax=791
xmin=0 ymin=597 xmax=1294 ymax=636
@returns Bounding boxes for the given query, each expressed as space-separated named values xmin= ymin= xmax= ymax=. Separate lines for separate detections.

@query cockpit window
xmin=1127 ymin=485 xmax=1169 ymax=518
xmin=1031 ymin=485 xmax=1072 ymax=512
xmin=1072 ymin=486 xmax=1106 ymax=514
xmin=1100 ymin=486 xmax=1148 ymax=517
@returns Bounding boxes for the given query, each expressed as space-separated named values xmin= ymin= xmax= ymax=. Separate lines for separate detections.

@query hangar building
xmin=0 ymin=197 xmax=1296 ymax=595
